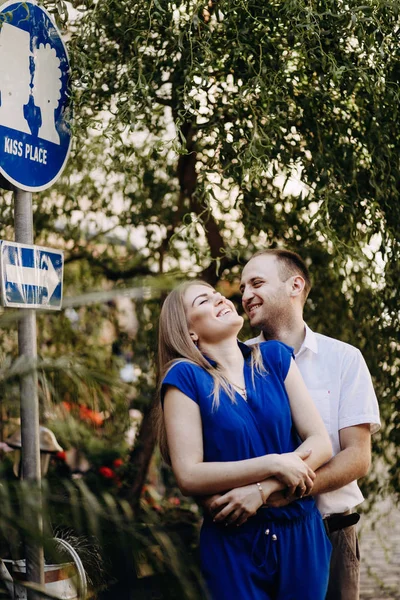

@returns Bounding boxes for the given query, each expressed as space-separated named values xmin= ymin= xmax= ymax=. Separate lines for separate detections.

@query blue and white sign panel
xmin=0 ymin=241 xmax=63 ymax=309
xmin=0 ymin=1 xmax=71 ymax=191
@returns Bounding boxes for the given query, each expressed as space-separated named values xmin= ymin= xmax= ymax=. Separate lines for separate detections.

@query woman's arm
xmin=284 ymin=358 xmax=333 ymax=474
xmin=164 ymin=386 xmax=314 ymax=496
xmin=210 ymin=477 xmax=284 ymax=525
xmin=203 ymin=359 xmax=333 ymax=523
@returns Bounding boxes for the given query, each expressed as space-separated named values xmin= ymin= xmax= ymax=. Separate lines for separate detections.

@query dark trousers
xmin=326 ymin=524 xmax=360 ymax=600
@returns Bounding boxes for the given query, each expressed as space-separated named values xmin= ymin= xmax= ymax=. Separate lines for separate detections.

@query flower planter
xmin=11 ymin=560 xmax=79 ymax=599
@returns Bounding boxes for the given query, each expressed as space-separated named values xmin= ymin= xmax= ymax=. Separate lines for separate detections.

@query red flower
xmin=113 ymin=458 xmax=123 ymax=468
xmin=79 ymin=405 xmax=104 ymax=426
xmin=168 ymin=496 xmax=181 ymax=506
xmin=98 ymin=466 xmax=115 ymax=479
xmin=56 ymin=451 xmax=67 ymax=461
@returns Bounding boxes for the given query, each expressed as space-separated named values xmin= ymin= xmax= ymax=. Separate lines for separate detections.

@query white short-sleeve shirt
xmin=246 ymin=324 xmax=381 ymax=517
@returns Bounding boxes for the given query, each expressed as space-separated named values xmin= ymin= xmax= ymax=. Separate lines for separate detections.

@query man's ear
xmin=289 ymin=275 xmax=305 ymax=298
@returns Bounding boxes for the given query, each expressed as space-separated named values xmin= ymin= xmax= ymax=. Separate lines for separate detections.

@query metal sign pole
xmin=14 ymin=188 xmax=44 ymax=598
xmin=1 ymin=1 xmax=70 ymax=593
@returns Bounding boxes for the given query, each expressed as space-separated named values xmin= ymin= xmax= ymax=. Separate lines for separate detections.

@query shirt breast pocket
xmin=307 ymin=389 xmax=331 ymax=432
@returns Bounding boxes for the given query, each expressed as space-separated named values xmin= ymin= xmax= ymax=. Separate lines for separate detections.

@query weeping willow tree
xmin=0 ymin=0 xmax=399 ymax=508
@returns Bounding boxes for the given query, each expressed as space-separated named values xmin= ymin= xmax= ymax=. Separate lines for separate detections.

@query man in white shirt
xmin=240 ymin=249 xmax=380 ymax=600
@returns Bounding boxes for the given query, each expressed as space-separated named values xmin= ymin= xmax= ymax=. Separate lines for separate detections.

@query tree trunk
xmin=125 ymin=397 xmax=158 ymax=510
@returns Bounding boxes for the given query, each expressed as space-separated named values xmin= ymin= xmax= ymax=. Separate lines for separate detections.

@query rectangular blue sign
xmin=0 ymin=241 xmax=63 ymax=309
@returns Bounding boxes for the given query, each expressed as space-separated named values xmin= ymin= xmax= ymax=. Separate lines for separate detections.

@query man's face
xmin=240 ymin=255 xmax=292 ymax=331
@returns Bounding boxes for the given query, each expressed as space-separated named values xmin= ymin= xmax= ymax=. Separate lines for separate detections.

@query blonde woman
xmin=156 ymin=281 xmax=332 ymax=600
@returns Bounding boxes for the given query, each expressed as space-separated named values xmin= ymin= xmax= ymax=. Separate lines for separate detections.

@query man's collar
xmin=203 ymin=340 xmax=252 ymax=367
xmin=298 ymin=323 xmax=318 ymax=355
xmin=254 ymin=323 xmax=318 ymax=355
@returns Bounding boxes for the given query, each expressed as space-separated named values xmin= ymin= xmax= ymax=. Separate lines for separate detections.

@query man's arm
xmin=266 ymin=423 xmax=371 ymax=507
xmin=307 ymin=423 xmax=371 ymax=494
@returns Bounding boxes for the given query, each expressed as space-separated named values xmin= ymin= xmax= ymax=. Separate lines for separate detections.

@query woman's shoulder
xmin=164 ymin=359 xmax=204 ymax=379
xmin=256 ymin=340 xmax=294 ymax=380
xmin=162 ymin=359 xmax=209 ymax=390
xmin=161 ymin=360 xmax=208 ymax=406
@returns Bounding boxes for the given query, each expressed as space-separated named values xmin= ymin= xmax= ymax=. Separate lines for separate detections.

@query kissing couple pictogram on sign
xmin=0 ymin=0 xmax=71 ymax=191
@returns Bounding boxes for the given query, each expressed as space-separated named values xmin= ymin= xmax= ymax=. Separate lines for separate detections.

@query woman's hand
xmin=210 ymin=480 xmax=279 ymax=527
xmin=274 ymin=449 xmax=315 ymax=495
xmin=210 ymin=484 xmax=263 ymax=526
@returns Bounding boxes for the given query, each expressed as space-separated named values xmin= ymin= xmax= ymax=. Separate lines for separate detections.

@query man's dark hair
xmin=252 ymin=249 xmax=312 ymax=302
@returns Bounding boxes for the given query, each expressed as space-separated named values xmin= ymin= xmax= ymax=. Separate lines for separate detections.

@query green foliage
xmin=0 ymin=1 xmax=399 ymax=596
xmin=0 ymin=478 xmax=205 ymax=599
xmin=57 ymin=0 xmax=400 ymax=495
xmin=0 ymin=0 xmax=399 ymax=552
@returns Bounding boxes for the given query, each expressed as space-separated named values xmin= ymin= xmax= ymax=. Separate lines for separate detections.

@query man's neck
xmin=260 ymin=320 xmax=306 ymax=354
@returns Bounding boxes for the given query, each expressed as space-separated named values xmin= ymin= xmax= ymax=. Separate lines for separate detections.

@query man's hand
xmin=265 ymin=490 xmax=294 ymax=508
xmin=196 ymin=493 xmax=222 ymax=516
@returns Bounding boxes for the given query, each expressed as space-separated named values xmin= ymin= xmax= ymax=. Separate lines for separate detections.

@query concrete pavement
xmin=359 ymin=496 xmax=400 ymax=600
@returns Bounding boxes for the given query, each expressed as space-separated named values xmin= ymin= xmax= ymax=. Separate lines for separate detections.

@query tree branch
xmin=64 ymin=250 xmax=152 ymax=280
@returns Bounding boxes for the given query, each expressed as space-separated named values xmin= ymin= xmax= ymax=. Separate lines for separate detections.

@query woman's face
xmin=183 ymin=284 xmax=243 ymax=345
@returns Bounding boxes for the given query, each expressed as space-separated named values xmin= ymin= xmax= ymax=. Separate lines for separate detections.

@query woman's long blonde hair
xmin=154 ymin=280 xmax=266 ymax=463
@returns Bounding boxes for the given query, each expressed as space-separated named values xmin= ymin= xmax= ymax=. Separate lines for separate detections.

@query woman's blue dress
xmin=162 ymin=341 xmax=331 ymax=599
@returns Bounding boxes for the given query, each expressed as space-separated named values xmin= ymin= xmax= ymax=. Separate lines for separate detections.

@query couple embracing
xmin=155 ymin=249 xmax=380 ymax=600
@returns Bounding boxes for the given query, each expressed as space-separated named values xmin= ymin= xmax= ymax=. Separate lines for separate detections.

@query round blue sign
xmin=0 ymin=0 xmax=71 ymax=191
